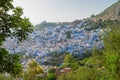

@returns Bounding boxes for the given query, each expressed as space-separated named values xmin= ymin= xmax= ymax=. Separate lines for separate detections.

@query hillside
xmin=34 ymin=21 xmax=70 ymax=31
xmin=91 ymin=0 xmax=120 ymax=21
xmin=34 ymin=21 xmax=57 ymax=31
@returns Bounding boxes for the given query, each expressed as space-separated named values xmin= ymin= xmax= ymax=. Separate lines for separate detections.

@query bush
xmin=48 ymin=68 xmax=56 ymax=74
xmin=47 ymin=73 xmax=56 ymax=80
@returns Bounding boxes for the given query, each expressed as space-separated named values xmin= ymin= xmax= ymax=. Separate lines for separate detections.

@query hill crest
xmin=91 ymin=1 xmax=120 ymax=21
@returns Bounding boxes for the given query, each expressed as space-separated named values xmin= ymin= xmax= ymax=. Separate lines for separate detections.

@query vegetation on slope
xmin=58 ymin=20 xmax=120 ymax=80
xmin=34 ymin=21 xmax=70 ymax=31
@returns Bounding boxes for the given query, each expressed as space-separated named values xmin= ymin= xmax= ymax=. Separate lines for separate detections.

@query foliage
xmin=65 ymin=31 xmax=71 ymax=39
xmin=86 ymin=19 xmax=120 ymax=31
xmin=0 ymin=0 xmax=33 ymax=79
xmin=58 ymin=67 xmax=103 ymax=80
xmin=24 ymin=60 xmax=44 ymax=80
xmin=0 ymin=74 xmax=13 ymax=80
xmin=48 ymin=68 xmax=56 ymax=74
xmin=64 ymin=54 xmax=74 ymax=63
xmin=44 ymin=52 xmax=67 ymax=66
xmin=58 ymin=20 xmax=120 ymax=80
xmin=34 ymin=21 xmax=57 ymax=31
xmin=83 ymin=21 xmax=120 ymax=80
xmin=0 ymin=48 xmax=22 ymax=77
xmin=21 ymin=60 xmax=44 ymax=80
xmin=47 ymin=68 xmax=56 ymax=80
xmin=102 ymin=24 xmax=120 ymax=79
xmin=28 ymin=60 xmax=44 ymax=74
xmin=0 ymin=0 xmax=33 ymax=43
xmin=60 ymin=54 xmax=79 ymax=70
xmin=47 ymin=73 xmax=56 ymax=80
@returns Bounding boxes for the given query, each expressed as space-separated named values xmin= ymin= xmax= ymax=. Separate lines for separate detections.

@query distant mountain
xmin=34 ymin=21 xmax=70 ymax=31
xmin=34 ymin=21 xmax=57 ymax=31
xmin=91 ymin=0 xmax=120 ymax=21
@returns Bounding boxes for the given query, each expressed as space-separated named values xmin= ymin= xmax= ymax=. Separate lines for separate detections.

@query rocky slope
xmin=91 ymin=1 xmax=120 ymax=21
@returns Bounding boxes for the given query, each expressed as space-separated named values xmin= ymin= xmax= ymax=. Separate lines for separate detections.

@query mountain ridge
xmin=34 ymin=1 xmax=120 ymax=31
xmin=91 ymin=0 xmax=120 ymax=21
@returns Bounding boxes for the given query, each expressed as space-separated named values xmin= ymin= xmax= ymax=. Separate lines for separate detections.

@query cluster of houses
xmin=2 ymin=20 xmax=104 ymax=70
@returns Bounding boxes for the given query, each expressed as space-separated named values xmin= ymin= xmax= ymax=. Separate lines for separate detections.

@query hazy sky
xmin=13 ymin=0 xmax=117 ymax=25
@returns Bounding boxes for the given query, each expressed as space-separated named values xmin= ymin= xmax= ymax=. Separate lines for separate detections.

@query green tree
xmin=103 ymin=24 xmax=120 ymax=79
xmin=48 ymin=68 xmax=56 ymax=74
xmin=63 ymin=54 xmax=79 ymax=70
xmin=0 ymin=0 xmax=33 ymax=79
xmin=0 ymin=48 xmax=22 ymax=79
xmin=25 ymin=60 xmax=44 ymax=80
xmin=47 ymin=73 xmax=56 ymax=80
xmin=47 ymin=68 xmax=56 ymax=80
xmin=28 ymin=60 xmax=44 ymax=74
xmin=64 ymin=54 xmax=74 ymax=63
xmin=65 ymin=31 xmax=71 ymax=39
xmin=0 ymin=0 xmax=33 ymax=42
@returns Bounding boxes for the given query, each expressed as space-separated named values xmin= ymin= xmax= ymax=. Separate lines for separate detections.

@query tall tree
xmin=64 ymin=54 xmax=74 ymax=63
xmin=0 ymin=0 xmax=33 ymax=43
xmin=28 ymin=60 xmax=44 ymax=74
xmin=0 ymin=0 xmax=33 ymax=77
xmin=0 ymin=48 xmax=22 ymax=77
xmin=26 ymin=60 xmax=44 ymax=80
